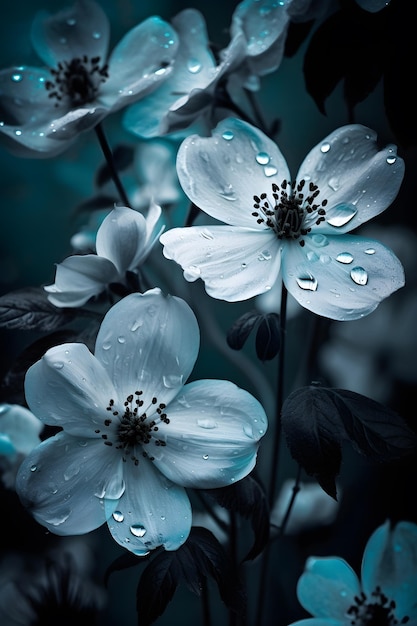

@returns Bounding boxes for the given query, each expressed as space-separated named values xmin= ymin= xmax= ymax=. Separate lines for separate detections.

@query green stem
xmin=94 ymin=122 xmax=131 ymax=207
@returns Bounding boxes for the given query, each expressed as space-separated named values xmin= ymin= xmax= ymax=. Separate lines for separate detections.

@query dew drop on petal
xmin=92 ymin=31 xmax=102 ymax=39
xmin=336 ymin=252 xmax=354 ymax=264
xmin=30 ymin=465 xmax=37 ymax=472
xmin=328 ymin=177 xmax=340 ymax=191
xmin=243 ymin=424 xmax=254 ymax=438
xmin=113 ymin=511 xmax=124 ymax=522
xmin=130 ymin=524 xmax=147 ymax=537
xmin=11 ymin=73 xmax=23 ymax=82
xmin=222 ymin=130 xmax=234 ymax=141
xmin=187 ymin=58 xmax=201 ymax=73
xmin=197 ymin=418 xmax=217 ymax=429
xmin=386 ymin=155 xmax=397 ymax=165
xmin=264 ymin=165 xmax=278 ymax=177
xmin=102 ymin=342 xmax=112 ymax=351
xmin=256 ymin=152 xmax=270 ymax=165
xmin=117 ymin=336 xmax=126 ymax=344
xmin=163 ymin=374 xmax=183 ymax=388
xmin=202 ymin=454 xmax=209 ymax=460
xmin=326 ymin=204 xmax=357 ymax=227
xmin=53 ymin=362 xmax=64 ymax=369
xmin=350 ymin=266 xmax=368 ymax=285
xmin=364 ymin=248 xmax=375 ymax=255
xmin=320 ymin=142 xmax=331 ymax=153
xmin=296 ymin=275 xmax=318 ymax=291
xmin=311 ymin=234 xmax=328 ymax=247
xmin=258 ymin=250 xmax=271 ymax=261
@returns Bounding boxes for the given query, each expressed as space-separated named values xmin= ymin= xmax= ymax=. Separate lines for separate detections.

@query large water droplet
xmin=117 ymin=336 xmax=126 ymax=344
xmin=386 ymin=155 xmax=397 ymax=165
xmin=197 ymin=418 xmax=218 ymax=429
xmin=350 ymin=267 xmax=368 ymax=285
xmin=320 ymin=142 xmax=331 ymax=153
xmin=336 ymin=252 xmax=354 ymax=264
xmin=11 ymin=73 xmax=23 ymax=82
xmin=256 ymin=152 xmax=270 ymax=165
xmin=328 ymin=177 xmax=340 ymax=191
xmin=113 ymin=511 xmax=124 ymax=522
xmin=296 ymin=275 xmax=318 ymax=291
xmin=364 ymin=248 xmax=375 ymax=255
xmin=130 ymin=524 xmax=147 ymax=537
xmin=163 ymin=374 xmax=183 ymax=388
xmin=102 ymin=342 xmax=112 ymax=351
xmin=187 ymin=58 xmax=201 ymax=73
xmin=326 ymin=204 xmax=357 ymax=227
xmin=222 ymin=130 xmax=234 ymax=141
xmin=264 ymin=165 xmax=278 ymax=177
xmin=218 ymin=185 xmax=237 ymax=201
xmin=53 ymin=361 xmax=64 ymax=369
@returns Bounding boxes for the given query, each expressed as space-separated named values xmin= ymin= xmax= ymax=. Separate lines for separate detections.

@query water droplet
xmin=264 ymin=165 xmax=278 ymax=177
xmin=241 ymin=262 xmax=247 ymax=269
xmin=243 ymin=424 xmax=254 ymax=438
xmin=0 ymin=405 xmax=9 ymax=415
xmin=187 ymin=58 xmax=201 ymax=73
xmin=328 ymin=177 xmax=340 ymax=191
xmin=130 ymin=524 xmax=147 ymax=537
xmin=155 ymin=67 xmax=167 ymax=76
xmin=197 ymin=418 xmax=217 ymax=429
xmin=336 ymin=252 xmax=354 ymax=264
xmin=320 ymin=142 xmax=331 ymax=153
xmin=64 ymin=463 xmax=80 ymax=481
xmin=184 ymin=265 xmax=201 ymax=280
xmin=202 ymin=454 xmax=209 ymax=460
xmin=258 ymin=250 xmax=271 ymax=261
xmin=163 ymin=374 xmax=183 ymax=388
xmin=117 ymin=336 xmax=126 ymax=344
xmin=222 ymin=130 xmax=234 ymax=141
xmin=386 ymin=155 xmax=397 ymax=165
xmin=113 ymin=511 xmax=124 ymax=522
xmin=364 ymin=248 xmax=375 ymax=255
xmin=350 ymin=267 xmax=368 ymax=285
xmin=296 ymin=275 xmax=318 ymax=291
xmin=319 ymin=254 xmax=331 ymax=264
xmin=30 ymin=465 xmax=37 ymax=472
xmin=307 ymin=251 xmax=319 ymax=262
xmin=47 ymin=511 xmax=71 ymax=526
xmin=92 ymin=31 xmax=101 ymax=39
xmin=327 ymin=204 xmax=357 ymax=227
xmin=11 ymin=73 xmax=22 ymax=82
xmin=311 ymin=234 xmax=328 ymax=247
xmin=15 ymin=130 xmax=22 ymax=136
xmin=66 ymin=17 xmax=76 ymax=25
xmin=53 ymin=361 xmax=64 ymax=369
xmin=256 ymin=152 xmax=270 ymax=165
xmin=218 ymin=185 xmax=236 ymax=201
xmin=102 ymin=342 xmax=112 ymax=351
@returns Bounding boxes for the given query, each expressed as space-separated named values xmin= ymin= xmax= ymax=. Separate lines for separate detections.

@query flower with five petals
xmin=160 ymin=118 xmax=405 ymax=321
xmin=15 ymin=288 xmax=268 ymax=555
xmin=0 ymin=0 xmax=177 ymax=157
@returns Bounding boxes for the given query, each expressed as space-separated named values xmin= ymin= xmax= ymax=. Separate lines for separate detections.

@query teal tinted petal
xmin=106 ymin=456 xmax=191 ymax=554
xmin=282 ymin=234 xmax=404 ymax=320
xmin=288 ymin=620 xmax=342 ymax=626
xmin=0 ymin=404 xmax=42 ymax=456
xmin=297 ymin=125 xmax=404 ymax=235
xmin=16 ymin=432 xmax=122 ymax=535
xmin=95 ymin=207 xmax=148 ymax=275
xmin=176 ymin=117 xmax=290 ymax=226
xmin=25 ymin=343 xmax=117 ymax=435
xmin=160 ymin=225 xmax=282 ymax=302
xmin=152 ymin=379 xmax=268 ymax=488
xmin=94 ymin=289 xmax=199 ymax=407
xmin=30 ymin=0 xmax=110 ymax=67
xmin=297 ymin=556 xmax=360 ymax=619
xmin=362 ymin=521 xmax=417 ymax=619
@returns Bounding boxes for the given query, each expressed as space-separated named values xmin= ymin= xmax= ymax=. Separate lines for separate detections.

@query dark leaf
xmin=281 ymin=386 xmax=344 ymax=498
xmin=227 ymin=310 xmax=261 ymax=351
xmin=0 ymin=288 xmax=76 ymax=331
xmin=255 ymin=313 xmax=280 ymax=361
xmin=0 ymin=330 xmax=79 ymax=404
xmin=284 ymin=19 xmax=314 ymax=57
xmin=330 ymin=388 xmax=417 ymax=461
xmin=104 ymin=551 xmax=150 ymax=587
xmin=75 ymin=194 xmax=117 ymax=214
xmin=136 ymin=527 xmax=245 ymax=626
xmin=203 ymin=474 xmax=270 ymax=561
xmin=95 ymin=144 xmax=135 ymax=188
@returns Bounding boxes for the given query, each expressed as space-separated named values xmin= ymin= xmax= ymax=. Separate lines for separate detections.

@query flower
xmin=0 ymin=0 xmax=178 ymax=158
xmin=15 ymin=288 xmax=268 ymax=555
xmin=45 ymin=204 xmax=164 ymax=307
xmin=160 ymin=118 xmax=405 ymax=321
xmin=289 ymin=520 xmax=417 ymax=625
xmin=123 ymin=8 xmax=246 ymax=139
xmin=0 ymin=403 xmax=43 ymax=489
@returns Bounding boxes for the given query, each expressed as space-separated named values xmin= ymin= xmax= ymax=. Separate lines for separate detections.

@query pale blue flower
xmin=123 ymin=8 xmax=246 ymax=139
xmin=160 ymin=118 xmax=405 ymax=321
xmin=15 ymin=288 xmax=267 ymax=555
xmin=0 ymin=0 xmax=178 ymax=157
xmin=45 ymin=204 xmax=164 ymax=307
xmin=290 ymin=520 xmax=417 ymax=625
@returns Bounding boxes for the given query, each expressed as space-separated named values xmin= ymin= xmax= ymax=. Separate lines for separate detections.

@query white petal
xmin=30 ymin=0 xmax=110 ymax=67
xmin=297 ymin=124 xmax=404 ymax=234
xmin=94 ymin=289 xmax=199 ymax=407
xmin=151 ymin=380 xmax=267 ymax=488
xmin=282 ymin=235 xmax=405 ymax=320
xmin=101 ymin=17 xmax=178 ymax=110
xmin=25 ymin=343 xmax=117 ymax=435
xmin=106 ymin=456 xmax=191 ymax=555
xmin=361 ymin=521 xmax=417 ymax=619
xmin=16 ymin=432 xmax=123 ymax=535
xmin=287 ymin=620 xmax=342 ymax=626
xmin=0 ymin=404 xmax=43 ymax=455
xmin=160 ymin=225 xmax=282 ymax=302
xmin=297 ymin=557 xmax=360 ymax=619
xmin=45 ymin=254 xmax=118 ymax=307
xmin=176 ymin=117 xmax=290 ymax=227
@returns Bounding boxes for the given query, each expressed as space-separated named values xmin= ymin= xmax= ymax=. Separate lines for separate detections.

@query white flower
xmin=160 ymin=118 xmax=405 ymax=321
xmin=45 ymin=204 xmax=164 ymax=307
xmin=0 ymin=0 xmax=178 ymax=157
xmin=15 ymin=288 xmax=268 ymax=555
xmin=290 ymin=520 xmax=417 ymax=625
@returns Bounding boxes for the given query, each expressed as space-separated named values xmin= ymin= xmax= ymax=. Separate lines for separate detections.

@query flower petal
xmin=282 ymin=234 xmax=404 ymax=320
xmin=25 ymin=343 xmax=117 ymax=435
xmin=0 ymin=404 xmax=43 ymax=456
xmin=287 ymin=621 xmax=341 ymax=626
xmin=94 ymin=289 xmax=199 ymax=407
xmin=160 ymin=225 xmax=282 ymax=301
xmin=16 ymin=432 xmax=122 ymax=535
xmin=45 ymin=254 xmax=118 ymax=307
xmin=151 ymin=380 xmax=267 ymax=488
xmin=297 ymin=125 xmax=405 ymax=234
xmin=297 ymin=556 xmax=360 ymax=619
xmin=123 ymin=9 xmax=216 ymax=138
xmin=30 ymin=0 xmax=110 ymax=67
xmin=176 ymin=117 xmax=290 ymax=226
xmin=362 ymin=521 xmax=417 ymax=619
xmin=101 ymin=16 xmax=178 ymax=110
xmin=106 ymin=456 xmax=191 ymax=555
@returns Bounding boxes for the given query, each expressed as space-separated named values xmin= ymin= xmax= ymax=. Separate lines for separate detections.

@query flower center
xmin=346 ymin=588 xmax=410 ymax=625
xmin=45 ymin=55 xmax=109 ymax=107
xmin=252 ymin=179 xmax=328 ymax=246
xmin=94 ymin=392 xmax=170 ymax=465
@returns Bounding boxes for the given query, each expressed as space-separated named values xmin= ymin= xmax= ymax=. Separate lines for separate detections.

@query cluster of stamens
xmin=45 ymin=55 xmax=109 ymax=107
xmin=346 ymin=587 xmax=409 ymax=625
xmin=94 ymin=392 xmax=170 ymax=466
xmin=252 ymin=179 xmax=328 ymax=246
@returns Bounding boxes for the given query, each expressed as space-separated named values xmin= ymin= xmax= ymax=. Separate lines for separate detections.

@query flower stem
xmin=277 ymin=465 xmax=302 ymax=536
xmin=94 ymin=122 xmax=131 ymax=207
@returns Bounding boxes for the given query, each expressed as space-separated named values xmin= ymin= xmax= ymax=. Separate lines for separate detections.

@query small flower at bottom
xmin=289 ymin=520 xmax=417 ymax=625
xmin=160 ymin=118 xmax=405 ymax=321
xmin=15 ymin=288 xmax=268 ymax=555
